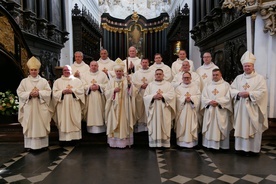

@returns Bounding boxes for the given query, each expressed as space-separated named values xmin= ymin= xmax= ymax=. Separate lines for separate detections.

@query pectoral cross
xmin=156 ymin=89 xmax=163 ymax=94
xmin=66 ymin=84 xmax=73 ymax=89
xmin=212 ymin=88 xmax=219 ymax=95
xmin=102 ymin=67 xmax=108 ymax=73
xmin=141 ymin=77 xmax=147 ymax=84
xmin=91 ymin=79 xmax=97 ymax=85
xmin=116 ymin=81 xmax=122 ymax=89
xmin=32 ymin=87 xmax=39 ymax=92
xmin=184 ymin=92 xmax=191 ymax=97
xmin=202 ymin=73 xmax=208 ymax=79
xmin=243 ymin=83 xmax=250 ymax=90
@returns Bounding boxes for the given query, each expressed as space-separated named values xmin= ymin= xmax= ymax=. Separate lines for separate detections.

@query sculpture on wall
xmin=222 ymin=0 xmax=276 ymax=35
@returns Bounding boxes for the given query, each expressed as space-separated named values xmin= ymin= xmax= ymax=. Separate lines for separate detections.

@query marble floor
xmin=0 ymin=139 xmax=276 ymax=184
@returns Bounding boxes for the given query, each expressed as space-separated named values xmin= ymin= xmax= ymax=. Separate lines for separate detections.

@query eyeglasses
xmin=203 ymin=56 xmax=211 ymax=58
xmin=183 ymin=77 xmax=191 ymax=79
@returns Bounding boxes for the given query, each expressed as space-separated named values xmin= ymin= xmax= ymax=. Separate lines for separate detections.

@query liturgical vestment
xmin=105 ymin=77 xmax=137 ymax=148
xmin=123 ymin=57 xmax=141 ymax=74
xmin=149 ymin=63 xmax=172 ymax=82
xmin=17 ymin=75 xmax=52 ymax=149
xmin=71 ymin=61 xmax=90 ymax=79
xmin=231 ymin=72 xmax=268 ymax=153
xmin=82 ymin=70 xmax=109 ymax=133
xmin=175 ymin=82 xmax=201 ymax=148
xmin=132 ymin=68 xmax=155 ymax=132
xmin=201 ymin=79 xmax=233 ymax=149
xmin=172 ymin=71 xmax=201 ymax=89
xmin=143 ymin=80 xmax=176 ymax=148
xmin=52 ymin=75 xmax=85 ymax=141
xmin=97 ymin=57 xmax=116 ymax=78
xmin=196 ymin=62 xmax=218 ymax=89
xmin=171 ymin=58 xmax=195 ymax=76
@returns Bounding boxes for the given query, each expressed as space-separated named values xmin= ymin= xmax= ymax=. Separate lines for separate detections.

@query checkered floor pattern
xmin=0 ymin=146 xmax=74 ymax=183
xmin=158 ymin=143 xmax=276 ymax=184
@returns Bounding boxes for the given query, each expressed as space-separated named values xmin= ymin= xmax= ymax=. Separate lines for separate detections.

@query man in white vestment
xmin=172 ymin=60 xmax=201 ymax=89
xmin=201 ymin=69 xmax=233 ymax=150
xmin=17 ymin=56 xmax=52 ymax=150
xmin=52 ymin=65 xmax=85 ymax=143
xmin=105 ymin=59 xmax=137 ymax=148
xmin=149 ymin=53 xmax=172 ymax=82
xmin=97 ymin=49 xmax=116 ymax=78
xmin=231 ymin=51 xmax=268 ymax=154
xmin=132 ymin=58 xmax=155 ymax=132
xmin=123 ymin=46 xmax=141 ymax=74
xmin=196 ymin=52 xmax=219 ymax=89
xmin=175 ymin=72 xmax=201 ymax=148
xmin=71 ymin=51 xmax=90 ymax=79
xmin=144 ymin=69 xmax=176 ymax=148
xmin=171 ymin=50 xmax=195 ymax=76
xmin=82 ymin=61 xmax=109 ymax=133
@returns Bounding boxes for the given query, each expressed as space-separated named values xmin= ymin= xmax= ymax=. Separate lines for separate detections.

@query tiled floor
xmin=0 ymin=141 xmax=275 ymax=184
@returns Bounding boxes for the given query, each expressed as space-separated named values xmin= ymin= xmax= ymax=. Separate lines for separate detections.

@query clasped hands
xmin=30 ymin=90 xmax=39 ymax=98
xmin=153 ymin=93 xmax=163 ymax=100
xmin=209 ymin=100 xmax=218 ymax=107
xmin=238 ymin=91 xmax=249 ymax=98
xmin=141 ymin=83 xmax=148 ymax=89
xmin=185 ymin=96 xmax=191 ymax=102
xmin=90 ymin=84 xmax=99 ymax=91
xmin=62 ymin=88 xmax=73 ymax=94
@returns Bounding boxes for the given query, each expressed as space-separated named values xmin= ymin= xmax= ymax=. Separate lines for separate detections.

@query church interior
xmin=0 ymin=0 xmax=276 ymax=183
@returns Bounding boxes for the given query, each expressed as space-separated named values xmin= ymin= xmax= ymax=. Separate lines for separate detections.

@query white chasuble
xmin=82 ymin=71 xmax=109 ymax=133
xmin=149 ymin=62 xmax=172 ymax=82
xmin=196 ymin=62 xmax=218 ymax=89
xmin=97 ymin=57 xmax=116 ymax=78
xmin=17 ymin=75 xmax=52 ymax=149
xmin=172 ymin=71 xmax=201 ymax=89
xmin=71 ymin=61 xmax=90 ymax=79
xmin=175 ymin=83 xmax=201 ymax=147
xmin=143 ymin=80 xmax=176 ymax=147
xmin=231 ymin=72 xmax=268 ymax=152
xmin=52 ymin=75 xmax=85 ymax=141
xmin=171 ymin=58 xmax=195 ymax=76
xmin=201 ymin=79 xmax=233 ymax=149
xmin=132 ymin=68 xmax=155 ymax=132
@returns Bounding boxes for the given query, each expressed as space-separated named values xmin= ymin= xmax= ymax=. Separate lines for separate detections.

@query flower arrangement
xmin=0 ymin=90 xmax=19 ymax=116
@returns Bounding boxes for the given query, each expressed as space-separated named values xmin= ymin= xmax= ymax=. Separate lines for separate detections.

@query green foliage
xmin=0 ymin=90 xmax=19 ymax=116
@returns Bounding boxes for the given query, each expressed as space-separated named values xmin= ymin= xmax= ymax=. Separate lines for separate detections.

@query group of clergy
xmin=17 ymin=47 xmax=268 ymax=155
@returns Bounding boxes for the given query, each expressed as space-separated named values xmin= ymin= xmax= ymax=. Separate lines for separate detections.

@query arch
xmin=0 ymin=5 xmax=32 ymax=93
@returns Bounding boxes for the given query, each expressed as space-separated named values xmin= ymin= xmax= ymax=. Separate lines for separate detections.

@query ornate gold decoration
xmin=91 ymin=79 xmax=97 ymax=84
xmin=0 ymin=17 xmax=15 ymax=54
xmin=184 ymin=92 xmax=191 ymax=97
xmin=141 ymin=77 xmax=147 ymax=84
xmin=131 ymin=11 xmax=139 ymax=22
xmin=222 ymin=0 xmax=276 ymax=35
xmin=101 ymin=22 xmax=169 ymax=33
xmin=202 ymin=73 xmax=208 ymax=80
xmin=212 ymin=88 xmax=219 ymax=95
xmin=243 ymin=82 xmax=250 ymax=90
xmin=156 ymin=89 xmax=163 ymax=94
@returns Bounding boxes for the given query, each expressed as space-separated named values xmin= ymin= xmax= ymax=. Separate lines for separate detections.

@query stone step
xmin=1 ymin=120 xmax=276 ymax=143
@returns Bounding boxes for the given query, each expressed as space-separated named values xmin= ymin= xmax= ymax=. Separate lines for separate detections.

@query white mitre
xmin=27 ymin=56 xmax=41 ymax=69
xmin=240 ymin=51 xmax=256 ymax=65
xmin=114 ymin=58 xmax=125 ymax=71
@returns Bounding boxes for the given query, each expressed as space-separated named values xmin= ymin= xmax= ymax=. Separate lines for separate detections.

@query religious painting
xmin=127 ymin=24 xmax=144 ymax=57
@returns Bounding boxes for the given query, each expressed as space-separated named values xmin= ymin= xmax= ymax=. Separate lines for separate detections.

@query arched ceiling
xmin=99 ymin=0 xmax=172 ymax=19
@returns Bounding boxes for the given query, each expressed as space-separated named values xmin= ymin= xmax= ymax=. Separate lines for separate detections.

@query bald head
xmin=90 ymin=61 xmax=99 ymax=73
xmin=128 ymin=46 xmax=137 ymax=58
